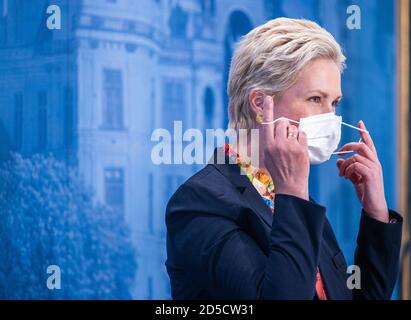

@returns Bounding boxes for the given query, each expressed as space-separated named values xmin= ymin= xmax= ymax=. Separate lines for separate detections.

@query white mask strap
xmin=333 ymin=122 xmax=368 ymax=155
xmin=340 ymin=121 xmax=369 ymax=134
xmin=261 ymin=117 xmax=299 ymax=125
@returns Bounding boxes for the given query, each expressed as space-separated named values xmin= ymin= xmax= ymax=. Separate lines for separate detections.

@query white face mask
xmin=262 ymin=112 xmax=368 ymax=164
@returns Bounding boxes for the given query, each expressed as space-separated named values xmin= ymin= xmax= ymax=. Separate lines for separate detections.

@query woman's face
xmin=273 ymin=58 xmax=342 ymax=122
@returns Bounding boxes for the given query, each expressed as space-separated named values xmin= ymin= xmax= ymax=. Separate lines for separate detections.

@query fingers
xmin=336 ymin=158 xmax=344 ymax=171
xmin=274 ymin=118 xmax=289 ymax=139
xmin=286 ymin=124 xmax=305 ymax=152
xmin=336 ymin=158 xmax=363 ymax=183
xmin=287 ymin=124 xmax=299 ymax=139
xmin=358 ymin=120 xmax=377 ymax=154
xmin=338 ymin=142 xmax=377 ymax=163
xmin=298 ymin=130 xmax=308 ymax=148
xmin=345 ymin=162 xmax=369 ymax=182
xmin=346 ymin=168 xmax=363 ymax=184
xmin=338 ymin=153 xmax=375 ymax=177
xmin=261 ymin=95 xmax=275 ymax=145
xmin=337 ymin=153 xmax=380 ymax=185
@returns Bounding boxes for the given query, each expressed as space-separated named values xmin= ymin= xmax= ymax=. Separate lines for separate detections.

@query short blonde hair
xmin=227 ymin=17 xmax=346 ymax=132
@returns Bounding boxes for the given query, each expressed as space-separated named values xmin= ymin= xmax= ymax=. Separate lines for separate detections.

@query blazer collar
xmin=209 ymin=148 xmax=274 ymax=228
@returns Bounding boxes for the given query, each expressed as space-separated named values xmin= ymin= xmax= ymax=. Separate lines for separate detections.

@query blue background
xmin=0 ymin=0 xmax=399 ymax=299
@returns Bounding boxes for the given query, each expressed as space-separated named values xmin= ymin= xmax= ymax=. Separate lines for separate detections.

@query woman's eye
xmin=308 ymin=96 xmax=321 ymax=103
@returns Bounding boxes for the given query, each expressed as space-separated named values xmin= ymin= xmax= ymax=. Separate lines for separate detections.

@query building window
xmin=104 ymin=167 xmax=124 ymax=214
xmin=162 ymin=80 xmax=185 ymax=131
xmin=148 ymin=173 xmax=154 ymax=234
xmin=102 ymin=69 xmax=123 ymax=130
xmin=14 ymin=92 xmax=23 ymax=150
xmin=201 ymin=0 xmax=215 ymax=16
xmin=168 ymin=4 xmax=188 ymax=38
xmin=64 ymin=87 xmax=74 ymax=148
xmin=203 ymin=87 xmax=215 ymax=129
xmin=150 ymin=78 xmax=156 ymax=130
xmin=38 ymin=91 xmax=47 ymax=151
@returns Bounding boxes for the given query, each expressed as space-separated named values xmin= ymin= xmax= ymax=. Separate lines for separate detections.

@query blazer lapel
xmin=241 ymin=182 xmax=273 ymax=228
xmin=210 ymin=148 xmax=273 ymax=229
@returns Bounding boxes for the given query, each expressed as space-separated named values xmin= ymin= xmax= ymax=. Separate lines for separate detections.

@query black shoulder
xmin=168 ymin=164 xmax=215 ymax=203
xmin=165 ymin=164 xmax=239 ymax=225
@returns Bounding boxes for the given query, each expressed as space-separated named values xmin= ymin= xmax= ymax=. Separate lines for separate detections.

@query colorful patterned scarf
xmin=224 ymin=144 xmax=275 ymax=212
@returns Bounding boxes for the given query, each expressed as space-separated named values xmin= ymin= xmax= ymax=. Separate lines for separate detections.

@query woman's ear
xmin=248 ymin=89 xmax=265 ymax=117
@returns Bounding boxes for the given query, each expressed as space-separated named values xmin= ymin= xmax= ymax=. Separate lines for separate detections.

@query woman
xmin=165 ymin=18 xmax=402 ymax=299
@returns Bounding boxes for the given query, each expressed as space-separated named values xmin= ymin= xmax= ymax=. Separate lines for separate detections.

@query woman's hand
xmin=261 ymin=95 xmax=310 ymax=200
xmin=336 ymin=121 xmax=389 ymax=223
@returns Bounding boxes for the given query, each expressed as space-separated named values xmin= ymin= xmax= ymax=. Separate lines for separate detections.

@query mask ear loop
xmin=333 ymin=121 xmax=369 ymax=155
xmin=261 ymin=117 xmax=300 ymax=125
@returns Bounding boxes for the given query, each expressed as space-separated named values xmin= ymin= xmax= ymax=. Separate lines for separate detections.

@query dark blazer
xmin=165 ymin=153 xmax=403 ymax=300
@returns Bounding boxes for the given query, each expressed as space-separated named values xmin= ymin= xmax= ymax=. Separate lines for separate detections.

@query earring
xmin=256 ymin=114 xmax=264 ymax=124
